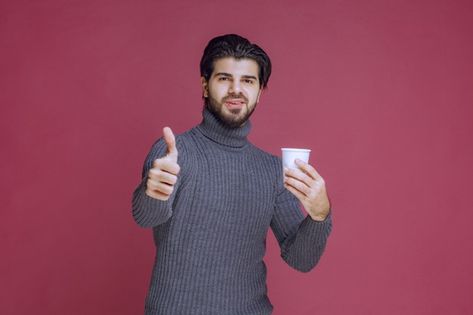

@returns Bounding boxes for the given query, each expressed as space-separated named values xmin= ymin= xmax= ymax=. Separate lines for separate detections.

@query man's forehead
xmin=212 ymin=57 xmax=259 ymax=76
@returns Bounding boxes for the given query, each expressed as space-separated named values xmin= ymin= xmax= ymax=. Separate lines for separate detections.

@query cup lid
xmin=281 ymin=148 xmax=311 ymax=152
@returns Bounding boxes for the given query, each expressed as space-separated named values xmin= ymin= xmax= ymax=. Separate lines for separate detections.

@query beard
xmin=204 ymin=93 xmax=257 ymax=129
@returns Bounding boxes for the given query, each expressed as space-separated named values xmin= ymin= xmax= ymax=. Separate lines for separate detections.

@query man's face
xmin=202 ymin=57 xmax=263 ymax=128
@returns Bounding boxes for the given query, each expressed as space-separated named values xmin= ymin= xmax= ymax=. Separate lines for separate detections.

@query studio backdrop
xmin=1 ymin=0 xmax=472 ymax=314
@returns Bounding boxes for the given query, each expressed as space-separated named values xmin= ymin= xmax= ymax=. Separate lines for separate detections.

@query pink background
xmin=1 ymin=0 xmax=472 ymax=314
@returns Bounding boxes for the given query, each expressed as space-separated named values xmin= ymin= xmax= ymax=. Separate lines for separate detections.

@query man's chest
xmin=177 ymin=149 xmax=276 ymax=230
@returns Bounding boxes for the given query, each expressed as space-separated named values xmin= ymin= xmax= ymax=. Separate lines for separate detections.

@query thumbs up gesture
xmin=145 ymin=127 xmax=181 ymax=201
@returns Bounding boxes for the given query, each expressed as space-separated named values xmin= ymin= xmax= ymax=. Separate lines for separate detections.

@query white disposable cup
xmin=281 ymin=148 xmax=311 ymax=170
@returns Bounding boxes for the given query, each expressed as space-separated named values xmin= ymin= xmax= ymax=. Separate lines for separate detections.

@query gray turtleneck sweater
xmin=131 ymin=108 xmax=332 ymax=315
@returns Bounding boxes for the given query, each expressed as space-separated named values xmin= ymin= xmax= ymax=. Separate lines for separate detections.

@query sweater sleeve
xmin=131 ymin=136 xmax=184 ymax=228
xmin=270 ymin=158 xmax=333 ymax=273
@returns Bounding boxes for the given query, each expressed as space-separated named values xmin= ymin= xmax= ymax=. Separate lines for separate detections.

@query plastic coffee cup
xmin=281 ymin=148 xmax=311 ymax=170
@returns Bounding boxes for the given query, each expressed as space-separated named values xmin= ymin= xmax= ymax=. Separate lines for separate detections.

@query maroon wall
xmin=1 ymin=0 xmax=472 ymax=314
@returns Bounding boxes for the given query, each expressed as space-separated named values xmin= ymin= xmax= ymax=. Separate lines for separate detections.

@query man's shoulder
xmin=248 ymin=143 xmax=281 ymax=165
xmin=174 ymin=128 xmax=194 ymax=140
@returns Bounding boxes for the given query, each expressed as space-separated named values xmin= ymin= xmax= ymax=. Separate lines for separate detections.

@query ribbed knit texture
xmin=132 ymin=108 xmax=333 ymax=315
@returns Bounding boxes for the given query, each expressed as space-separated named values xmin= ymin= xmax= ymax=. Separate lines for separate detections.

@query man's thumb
xmin=163 ymin=127 xmax=178 ymax=158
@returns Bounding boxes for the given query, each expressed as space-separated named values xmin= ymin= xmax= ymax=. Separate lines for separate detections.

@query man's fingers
xmin=147 ymin=178 xmax=174 ymax=195
xmin=295 ymin=159 xmax=322 ymax=181
xmin=154 ymin=182 xmax=174 ymax=195
xmin=163 ymin=127 xmax=178 ymax=159
xmin=148 ymin=168 xmax=178 ymax=185
xmin=284 ymin=176 xmax=311 ymax=197
xmin=284 ymin=181 xmax=307 ymax=202
xmin=153 ymin=158 xmax=181 ymax=175
xmin=284 ymin=167 xmax=313 ymax=188
xmin=146 ymin=128 xmax=180 ymax=202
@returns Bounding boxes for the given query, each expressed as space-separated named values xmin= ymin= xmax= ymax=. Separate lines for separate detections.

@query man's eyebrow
xmin=214 ymin=72 xmax=232 ymax=77
xmin=214 ymin=72 xmax=258 ymax=80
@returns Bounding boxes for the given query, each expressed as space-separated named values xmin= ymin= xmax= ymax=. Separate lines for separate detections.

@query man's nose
xmin=229 ymin=80 xmax=241 ymax=94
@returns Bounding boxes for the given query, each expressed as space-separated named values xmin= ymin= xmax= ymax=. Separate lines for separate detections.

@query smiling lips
xmin=224 ymin=99 xmax=246 ymax=110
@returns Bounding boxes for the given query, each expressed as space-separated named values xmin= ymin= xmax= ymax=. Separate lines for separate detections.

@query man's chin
xmin=220 ymin=115 xmax=246 ymax=128
xmin=205 ymin=100 xmax=252 ymax=128
xmin=228 ymin=108 xmax=242 ymax=115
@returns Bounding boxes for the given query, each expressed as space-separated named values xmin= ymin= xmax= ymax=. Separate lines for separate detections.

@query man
xmin=132 ymin=34 xmax=332 ymax=315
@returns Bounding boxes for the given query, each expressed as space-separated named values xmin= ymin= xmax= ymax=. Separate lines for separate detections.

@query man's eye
xmin=218 ymin=77 xmax=228 ymax=81
xmin=244 ymin=79 xmax=254 ymax=84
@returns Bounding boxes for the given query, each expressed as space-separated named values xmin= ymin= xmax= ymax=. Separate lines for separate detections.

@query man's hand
xmin=145 ymin=127 xmax=181 ymax=201
xmin=283 ymin=159 xmax=331 ymax=221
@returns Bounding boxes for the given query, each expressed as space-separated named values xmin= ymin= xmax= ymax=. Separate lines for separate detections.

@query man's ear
xmin=201 ymin=76 xmax=208 ymax=98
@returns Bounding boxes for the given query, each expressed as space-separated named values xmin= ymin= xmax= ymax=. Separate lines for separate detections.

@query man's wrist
xmin=310 ymin=214 xmax=328 ymax=222
xmin=309 ymin=208 xmax=331 ymax=222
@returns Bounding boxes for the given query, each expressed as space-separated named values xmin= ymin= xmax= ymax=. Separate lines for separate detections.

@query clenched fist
xmin=145 ymin=127 xmax=181 ymax=201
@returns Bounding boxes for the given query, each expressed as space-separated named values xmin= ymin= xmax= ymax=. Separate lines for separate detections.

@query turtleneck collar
xmin=195 ymin=107 xmax=252 ymax=148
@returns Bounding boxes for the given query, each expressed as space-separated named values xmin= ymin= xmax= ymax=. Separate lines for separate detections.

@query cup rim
xmin=281 ymin=148 xmax=311 ymax=152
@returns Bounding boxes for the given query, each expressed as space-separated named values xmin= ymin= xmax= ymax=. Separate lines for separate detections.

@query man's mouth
xmin=224 ymin=99 xmax=246 ymax=110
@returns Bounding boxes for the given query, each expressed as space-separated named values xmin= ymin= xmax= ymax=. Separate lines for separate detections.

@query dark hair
xmin=200 ymin=34 xmax=272 ymax=89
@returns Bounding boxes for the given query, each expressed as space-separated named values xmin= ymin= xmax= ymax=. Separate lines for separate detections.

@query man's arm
xmin=131 ymin=127 xmax=182 ymax=228
xmin=270 ymin=157 xmax=332 ymax=272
